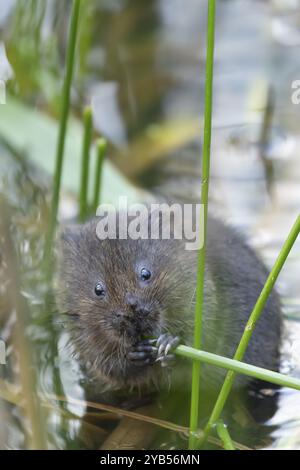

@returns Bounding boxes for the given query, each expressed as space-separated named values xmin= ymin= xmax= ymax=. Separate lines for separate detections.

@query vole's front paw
xmin=128 ymin=335 xmax=180 ymax=368
xmin=155 ymin=333 xmax=180 ymax=368
xmin=128 ymin=339 xmax=158 ymax=366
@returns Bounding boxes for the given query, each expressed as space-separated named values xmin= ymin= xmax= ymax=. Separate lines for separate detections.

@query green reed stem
xmin=92 ymin=138 xmax=107 ymax=214
xmin=189 ymin=0 xmax=216 ymax=450
xmin=45 ymin=0 xmax=81 ymax=259
xmin=175 ymin=345 xmax=300 ymax=391
xmin=215 ymin=421 xmax=235 ymax=450
xmin=79 ymin=106 xmax=93 ymax=221
xmin=198 ymin=214 xmax=300 ymax=447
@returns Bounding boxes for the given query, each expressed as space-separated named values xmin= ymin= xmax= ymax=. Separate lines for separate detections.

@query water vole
xmin=56 ymin=210 xmax=281 ymax=393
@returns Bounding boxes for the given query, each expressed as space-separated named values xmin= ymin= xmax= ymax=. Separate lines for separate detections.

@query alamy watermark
xmin=95 ymin=197 xmax=204 ymax=250
xmin=291 ymin=80 xmax=300 ymax=104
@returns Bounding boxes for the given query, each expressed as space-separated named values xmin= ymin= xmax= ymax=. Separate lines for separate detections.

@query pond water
xmin=0 ymin=0 xmax=300 ymax=450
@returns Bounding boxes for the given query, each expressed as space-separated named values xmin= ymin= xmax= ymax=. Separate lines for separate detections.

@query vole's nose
xmin=126 ymin=293 xmax=150 ymax=315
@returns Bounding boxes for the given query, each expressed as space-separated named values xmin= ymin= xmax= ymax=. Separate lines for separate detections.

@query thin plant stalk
xmin=44 ymin=0 xmax=81 ymax=259
xmin=45 ymin=395 xmax=250 ymax=450
xmin=79 ymin=106 xmax=93 ymax=221
xmin=189 ymin=0 xmax=216 ymax=449
xmin=92 ymin=138 xmax=107 ymax=214
xmin=259 ymin=85 xmax=275 ymax=152
xmin=259 ymin=84 xmax=275 ymax=195
xmin=175 ymin=345 xmax=300 ymax=391
xmin=198 ymin=214 xmax=300 ymax=446
xmin=215 ymin=421 xmax=235 ymax=450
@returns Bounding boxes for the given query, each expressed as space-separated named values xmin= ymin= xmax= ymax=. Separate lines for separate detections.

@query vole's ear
xmin=57 ymin=225 xmax=82 ymax=257
xmin=59 ymin=225 xmax=81 ymax=244
xmin=55 ymin=225 xmax=83 ymax=308
xmin=57 ymin=225 xmax=80 ymax=279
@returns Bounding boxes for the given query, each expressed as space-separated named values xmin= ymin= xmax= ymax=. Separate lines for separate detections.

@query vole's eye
xmin=140 ymin=268 xmax=151 ymax=281
xmin=95 ymin=282 xmax=106 ymax=298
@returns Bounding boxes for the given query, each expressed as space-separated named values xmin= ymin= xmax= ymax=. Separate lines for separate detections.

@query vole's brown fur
xmin=57 ymin=211 xmax=281 ymax=394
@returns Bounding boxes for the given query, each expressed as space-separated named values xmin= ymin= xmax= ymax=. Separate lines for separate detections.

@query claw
xmin=156 ymin=334 xmax=180 ymax=357
xmin=155 ymin=356 xmax=164 ymax=363
xmin=165 ymin=336 xmax=180 ymax=356
xmin=161 ymin=354 xmax=176 ymax=367
xmin=155 ymin=334 xmax=180 ymax=368
xmin=158 ymin=343 xmax=166 ymax=358
xmin=165 ymin=344 xmax=171 ymax=356
xmin=156 ymin=353 xmax=176 ymax=367
xmin=156 ymin=333 xmax=168 ymax=348
xmin=139 ymin=338 xmax=157 ymax=346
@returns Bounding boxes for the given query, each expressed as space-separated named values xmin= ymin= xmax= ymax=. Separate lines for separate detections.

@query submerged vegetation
xmin=0 ymin=0 xmax=300 ymax=450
